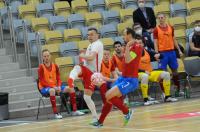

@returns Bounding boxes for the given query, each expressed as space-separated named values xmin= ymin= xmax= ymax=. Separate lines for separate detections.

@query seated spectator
xmin=136 ymin=35 xmax=178 ymax=105
xmin=189 ymin=20 xmax=200 ymax=57
xmin=38 ymin=49 xmax=84 ymax=119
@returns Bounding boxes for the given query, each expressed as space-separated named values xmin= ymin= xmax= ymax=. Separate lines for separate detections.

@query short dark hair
xmin=88 ymin=27 xmax=98 ymax=33
xmin=195 ymin=20 xmax=200 ymax=24
xmin=135 ymin=34 xmax=145 ymax=44
xmin=104 ymin=48 xmax=111 ymax=52
xmin=113 ymin=41 xmax=122 ymax=47
xmin=125 ymin=28 xmax=136 ymax=38
xmin=42 ymin=49 xmax=50 ymax=54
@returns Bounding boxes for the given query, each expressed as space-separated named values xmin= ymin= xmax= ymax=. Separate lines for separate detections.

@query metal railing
xmin=0 ymin=12 xmax=4 ymax=49
xmin=7 ymin=6 xmax=17 ymax=62
xmin=36 ymin=32 xmax=42 ymax=65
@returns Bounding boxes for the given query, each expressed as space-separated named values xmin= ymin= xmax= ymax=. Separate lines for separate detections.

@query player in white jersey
xmin=67 ymin=27 xmax=104 ymax=123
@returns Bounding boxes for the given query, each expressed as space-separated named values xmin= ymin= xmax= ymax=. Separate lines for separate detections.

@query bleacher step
xmin=0 ymin=55 xmax=12 ymax=64
xmin=0 ymin=63 xmax=20 ymax=73
xmin=0 ymin=48 xmax=6 ymax=56
xmin=9 ymin=91 xmax=40 ymax=102
xmin=0 ymin=69 xmax=27 ymax=80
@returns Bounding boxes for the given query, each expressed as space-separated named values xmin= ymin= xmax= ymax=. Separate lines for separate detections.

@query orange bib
xmin=139 ymin=49 xmax=152 ymax=72
xmin=39 ymin=64 xmax=57 ymax=88
xmin=113 ymin=55 xmax=123 ymax=72
xmin=157 ymin=25 xmax=174 ymax=51
xmin=101 ymin=60 xmax=112 ymax=78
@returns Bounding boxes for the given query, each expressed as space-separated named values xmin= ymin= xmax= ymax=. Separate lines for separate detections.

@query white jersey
xmin=84 ymin=39 xmax=104 ymax=72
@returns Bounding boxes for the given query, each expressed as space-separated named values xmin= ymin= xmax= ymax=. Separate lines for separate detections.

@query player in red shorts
xmin=68 ymin=27 xmax=104 ymax=123
xmin=91 ymin=28 xmax=143 ymax=127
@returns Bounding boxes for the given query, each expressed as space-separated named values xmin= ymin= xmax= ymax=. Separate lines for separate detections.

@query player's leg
xmin=139 ymin=72 xmax=152 ymax=105
xmin=99 ymin=83 xmax=108 ymax=104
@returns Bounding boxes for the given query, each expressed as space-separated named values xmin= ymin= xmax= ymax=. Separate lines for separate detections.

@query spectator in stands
xmin=153 ymin=13 xmax=183 ymax=97
xmin=133 ymin=0 xmax=156 ymax=33
xmin=189 ymin=20 xmax=200 ymax=57
xmin=133 ymin=23 xmax=154 ymax=50
xmin=38 ymin=49 xmax=84 ymax=119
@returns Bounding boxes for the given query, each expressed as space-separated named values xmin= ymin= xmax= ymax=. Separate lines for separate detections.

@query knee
xmin=162 ymin=71 xmax=171 ymax=81
xmin=49 ymin=88 xmax=55 ymax=96
xmin=141 ymin=74 xmax=149 ymax=84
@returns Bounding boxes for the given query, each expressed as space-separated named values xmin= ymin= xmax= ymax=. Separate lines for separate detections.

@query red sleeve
xmin=153 ymin=27 xmax=158 ymax=39
xmin=110 ymin=61 xmax=115 ymax=72
xmin=131 ymin=44 xmax=143 ymax=58
xmin=55 ymin=64 xmax=62 ymax=86
xmin=111 ymin=55 xmax=117 ymax=68
xmin=38 ymin=65 xmax=49 ymax=88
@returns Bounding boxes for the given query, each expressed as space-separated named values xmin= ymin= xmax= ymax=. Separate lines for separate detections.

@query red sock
xmin=100 ymin=83 xmax=107 ymax=104
xmin=70 ymin=92 xmax=77 ymax=112
xmin=99 ymin=102 xmax=112 ymax=124
xmin=109 ymin=96 xmax=129 ymax=115
xmin=50 ymin=96 xmax=57 ymax=114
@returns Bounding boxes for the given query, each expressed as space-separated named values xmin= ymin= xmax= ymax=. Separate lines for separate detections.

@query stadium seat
xmin=168 ymin=17 xmax=186 ymax=30
xmin=186 ymin=14 xmax=200 ymax=28
xmin=42 ymin=43 xmax=61 ymax=63
xmin=48 ymin=16 xmax=68 ymax=33
xmin=25 ymin=0 xmax=41 ymax=5
xmin=71 ymin=0 xmax=88 ymax=15
xmin=60 ymin=42 xmax=79 ymax=57
xmin=183 ymin=56 xmax=200 ymax=92
xmin=54 ymin=1 xmax=71 ymax=17
xmin=44 ymin=30 xmax=63 ymax=45
xmin=0 ymin=1 xmax=4 ymax=9
xmin=117 ymin=22 xmax=133 ymax=35
xmin=64 ymin=28 xmax=82 ymax=42
xmin=102 ymin=10 xmax=120 ymax=26
xmin=187 ymin=1 xmax=200 ymax=15
xmin=173 ymin=0 xmax=186 ymax=4
xmin=113 ymin=36 xmax=125 ymax=44
xmin=31 ymin=17 xmax=50 ymax=33
xmin=154 ymin=4 xmax=170 ymax=17
xmin=1 ymin=6 xmax=18 ymax=30
xmin=88 ymin=0 xmax=105 ymax=12
xmin=36 ymin=3 xmax=54 ymax=18
xmin=80 ymin=27 xmax=90 ymax=40
xmin=100 ymin=24 xmax=118 ymax=38
xmin=67 ymin=14 xmax=85 ymax=29
xmin=55 ymin=56 xmax=74 ymax=82
xmin=145 ymin=0 xmax=155 ymax=8
xmin=120 ymin=8 xmax=135 ymax=23
xmin=85 ymin=12 xmax=102 ymax=28
xmin=171 ymin=3 xmax=187 ymax=17
xmin=105 ymin=0 xmax=122 ymax=11
xmin=121 ymin=0 xmax=137 ymax=9
xmin=174 ymin=29 xmax=186 ymax=49
xmin=78 ymin=40 xmax=90 ymax=50
xmin=13 ymin=19 xmax=32 ymax=44
xmin=100 ymin=37 xmax=114 ymax=49
xmin=43 ymin=0 xmax=58 ymax=4
xmin=156 ymin=0 xmax=170 ymax=5
xmin=28 ymin=32 xmax=45 ymax=57
xmin=18 ymin=4 xmax=36 ymax=22
xmin=8 ymin=0 xmax=23 ymax=6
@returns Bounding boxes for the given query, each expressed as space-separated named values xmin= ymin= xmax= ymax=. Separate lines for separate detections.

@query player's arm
xmin=124 ymin=41 xmax=135 ymax=63
xmin=80 ymin=51 xmax=97 ymax=61
xmin=153 ymin=28 xmax=159 ymax=53
xmin=190 ymin=41 xmax=200 ymax=51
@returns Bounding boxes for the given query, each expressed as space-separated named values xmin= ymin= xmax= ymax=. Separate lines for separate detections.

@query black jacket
xmin=133 ymin=7 xmax=156 ymax=30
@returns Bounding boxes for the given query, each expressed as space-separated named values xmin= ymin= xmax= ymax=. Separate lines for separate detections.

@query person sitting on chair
xmin=38 ymin=49 xmax=84 ymax=119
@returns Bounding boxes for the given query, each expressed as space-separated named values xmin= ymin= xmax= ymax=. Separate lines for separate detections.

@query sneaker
xmin=89 ymin=118 xmax=98 ymax=125
xmin=91 ymin=121 xmax=103 ymax=128
xmin=55 ymin=113 xmax=63 ymax=119
xmin=144 ymin=100 xmax=154 ymax=106
xmin=72 ymin=110 xmax=85 ymax=116
xmin=175 ymin=90 xmax=184 ymax=97
xmin=123 ymin=109 xmax=134 ymax=126
xmin=148 ymin=96 xmax=155 ymax=101
xmin=165 ymin=97 xmax=178 ymax=102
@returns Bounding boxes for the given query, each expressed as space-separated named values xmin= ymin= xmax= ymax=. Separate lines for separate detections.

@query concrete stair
xmin=0 ymin=48 xmax=54 ymax=119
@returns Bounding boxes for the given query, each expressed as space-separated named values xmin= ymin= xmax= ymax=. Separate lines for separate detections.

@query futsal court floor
xmin=1 ymin=98 xmax=200 ymax=132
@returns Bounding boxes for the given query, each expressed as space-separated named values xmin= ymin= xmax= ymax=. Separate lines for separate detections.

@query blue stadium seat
xmin=81 ymin=26 xmax=90 ymax=40
xmin=121 ymin=0 xmax=137 ymax=9
xmin=48 ymin=16 xmax=68 ymax=33
xmin=36 ymin=3 xmax=54 ymax=18
xmin=101 ymin=10 xmax=120 ymax=26
xmin=6 ymin=0 xmax=23 ymax=6
xmin=88 ymin=0 xmax=106 ymax=12
xmin=145 ymin=0 xmax=155 ymax=8
xmin=43 ymin=0 xmax=58 ymax=4
xmin=13 ymin=19 xmax=32 ymax=44
xmin=100 ymin=24 xmax=118 ymax=38
xmin=27 ymin=32 xmax=45 ymax=57
xmin=60 ymin=42 xmax=79 ymax=57
xmin=171 ymin=3 xmax=187 ymax=17
xmin=113 ymin=36 xmax=125 ymax=44
xmin=67 ymin=13 xmax=85 ymax=29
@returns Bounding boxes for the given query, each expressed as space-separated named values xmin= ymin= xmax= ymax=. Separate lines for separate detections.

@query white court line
xmin=0 ymin=121 xmax=35 ymax=124
xmin=63 ymin=124 xmax=178 ymax=132
xmin=0 ymin=99 xmax=200 ymax=131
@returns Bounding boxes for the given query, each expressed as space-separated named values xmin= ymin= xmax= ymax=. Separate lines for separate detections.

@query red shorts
xmin=78 ymin=65 xmax=95 ymax=92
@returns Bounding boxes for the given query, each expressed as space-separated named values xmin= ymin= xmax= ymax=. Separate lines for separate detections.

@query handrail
xmin=0 ymin=12 xmax=4 ymax=48
xmin=36 ymin=32 xmax=42 ymax=64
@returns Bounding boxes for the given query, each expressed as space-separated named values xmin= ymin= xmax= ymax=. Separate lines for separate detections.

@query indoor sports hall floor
xmin=1 ymin=98 xmax=200 ymax=132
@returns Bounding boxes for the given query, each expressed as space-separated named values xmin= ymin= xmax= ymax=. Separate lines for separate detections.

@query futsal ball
xmin=91 ymin=72 xmax=105 ymax=86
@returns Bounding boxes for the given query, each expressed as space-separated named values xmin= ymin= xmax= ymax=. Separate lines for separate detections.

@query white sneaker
xmin=165 ymin=97 xmax=178 ymax=102
xmin=55 ymin=113 xmax=63 ymax=119
xmin=144 ymin=100 xmax=154 ymax=106
xmin=72 ymin=111 xmax=85 ymax=116
xmin=148 ymin=96 xmax=155 ymax=101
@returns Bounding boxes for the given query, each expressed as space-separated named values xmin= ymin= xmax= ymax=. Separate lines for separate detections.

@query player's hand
xmin=154 ymin=53 xmax=160 ymax=61
xmin=179 ymin=50 xmax=183 ymax=57
xmin=79 ymin=52 xmax=85 ymax=58
xmin=126 ymin=40 xmax=135 ymax=47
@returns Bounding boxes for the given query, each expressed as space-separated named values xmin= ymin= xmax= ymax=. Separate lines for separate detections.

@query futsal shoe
xmin=165 ymin=97 xmax=178 ymax=102
xmin=55 ymin=113 xmax=63 ymax=119
xmin=72 ymin=110 xmax=85 ymax=116
xmin=123 ymin=109 xmax=133 ymax=126
xmin=91 ymin=121 xmax=103 ymax=128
